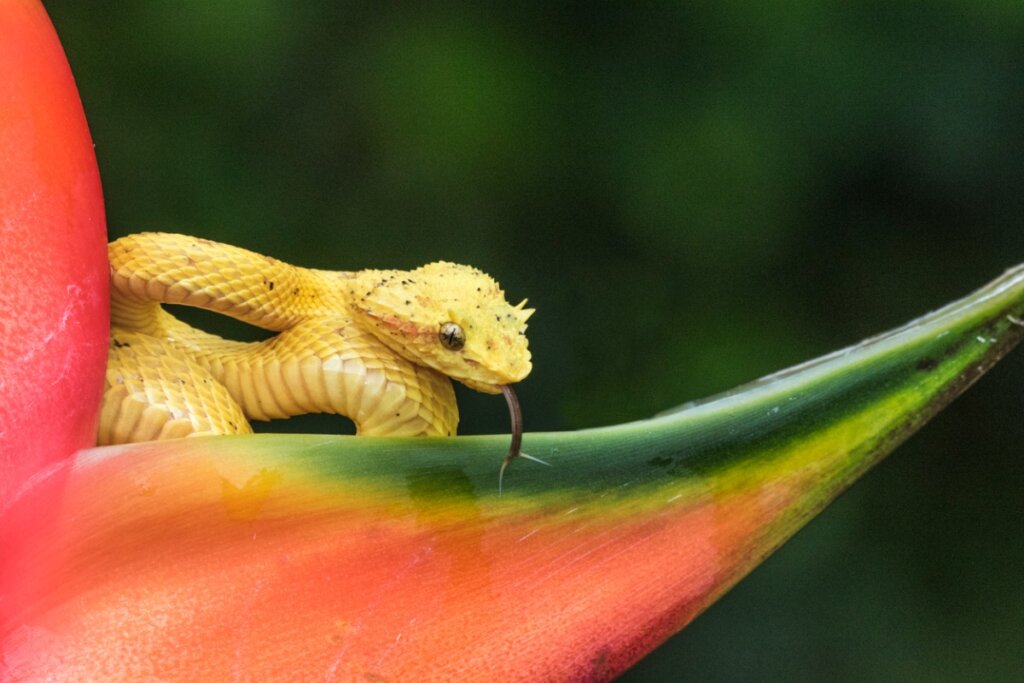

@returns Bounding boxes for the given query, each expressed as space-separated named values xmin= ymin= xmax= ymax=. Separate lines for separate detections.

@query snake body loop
xmin=99 ymin=233 xmax=532 ymax=445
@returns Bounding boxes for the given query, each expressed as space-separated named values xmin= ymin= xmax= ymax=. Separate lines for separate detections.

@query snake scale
xmin=100 ymin=233 xmax=533 ymax=453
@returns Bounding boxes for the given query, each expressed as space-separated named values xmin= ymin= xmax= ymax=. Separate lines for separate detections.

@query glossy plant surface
xmin=3 ymin=2 xmax=1023 ymax=680
xmin=0 ymin=0 xmax=107 ymax=500
xmin=4 ymin=264 xmax=1023 ymax=681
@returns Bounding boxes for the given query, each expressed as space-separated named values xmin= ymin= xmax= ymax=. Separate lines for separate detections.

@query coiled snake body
xmin=99 ymin=233 xmax=533 ymax=446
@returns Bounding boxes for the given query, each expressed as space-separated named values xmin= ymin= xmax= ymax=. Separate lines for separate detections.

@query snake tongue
xmin=500 ymin=384 xmax=523 ymax=463
xmin=498 ymin=385 xmax=549 ymax=494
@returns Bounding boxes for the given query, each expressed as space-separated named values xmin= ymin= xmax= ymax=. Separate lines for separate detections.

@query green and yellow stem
xmin=2 ymin=265 xmax=1023 ymax=681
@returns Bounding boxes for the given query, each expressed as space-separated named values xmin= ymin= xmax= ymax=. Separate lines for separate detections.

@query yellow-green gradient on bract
xmin=3 ymin=264 xmax=1023 ymax=680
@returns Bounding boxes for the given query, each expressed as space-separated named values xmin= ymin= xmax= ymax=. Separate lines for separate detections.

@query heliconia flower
xmin=2 ymin=2 xmax=1024 ymax=681
xmin=0 ymin=0 xmax=108 ymax=501
xmin=3 ymin=269 xmax=1023 ymax=681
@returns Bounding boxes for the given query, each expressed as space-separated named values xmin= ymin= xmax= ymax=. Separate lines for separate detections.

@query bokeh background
xmin=46 ymin=2 xmax=1023 ymax=680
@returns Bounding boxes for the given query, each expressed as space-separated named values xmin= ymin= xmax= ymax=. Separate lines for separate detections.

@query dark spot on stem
xmin=916 ymin=357 xmax=939 ymax=372
xmin=942 ymin=338 xmax=966 ymax=358
xmin=589 ymin=648 xmax=614 ymax=680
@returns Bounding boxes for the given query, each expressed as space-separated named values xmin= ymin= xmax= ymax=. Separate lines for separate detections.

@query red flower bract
xmin=0 ymin=0 xmax=108 ymax=500
xmin=2 ymin=3 xmax=1023 ymax=681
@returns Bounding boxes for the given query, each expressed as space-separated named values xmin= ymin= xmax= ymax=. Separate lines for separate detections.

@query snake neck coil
xmin=101 ymin=232 xmax=532 ymax=445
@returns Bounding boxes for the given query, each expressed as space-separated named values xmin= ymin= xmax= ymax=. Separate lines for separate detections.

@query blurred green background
xmin=46 ymin=2 xmax=1023 ymax=680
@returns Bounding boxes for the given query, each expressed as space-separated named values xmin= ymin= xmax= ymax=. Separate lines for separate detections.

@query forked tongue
xmin=499 ymin=384 xmax=549 ymax=494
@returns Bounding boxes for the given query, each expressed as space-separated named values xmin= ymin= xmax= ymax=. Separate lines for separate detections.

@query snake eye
xmin=439 ymin=322 xmax=466 ymax=351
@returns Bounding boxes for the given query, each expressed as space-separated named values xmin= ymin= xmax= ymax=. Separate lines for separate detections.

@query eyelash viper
xmin=99 ymin=233 xmax=533 ymax=449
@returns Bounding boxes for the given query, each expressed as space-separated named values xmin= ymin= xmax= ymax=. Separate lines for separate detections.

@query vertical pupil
xmin=440 ymin=323 xmax=464 ymax=349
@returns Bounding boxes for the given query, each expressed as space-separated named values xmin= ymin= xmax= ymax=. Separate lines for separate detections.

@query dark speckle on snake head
xmin=346 ymin=262 xmax=533 ymax=394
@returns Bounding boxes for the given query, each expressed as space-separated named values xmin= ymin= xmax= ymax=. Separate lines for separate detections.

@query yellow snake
xmin=99 ymin=233 xmax=533 ymax=450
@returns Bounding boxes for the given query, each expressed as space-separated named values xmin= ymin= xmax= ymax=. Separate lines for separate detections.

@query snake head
xmin=346 ymin=261 xmax=533 ymax=394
